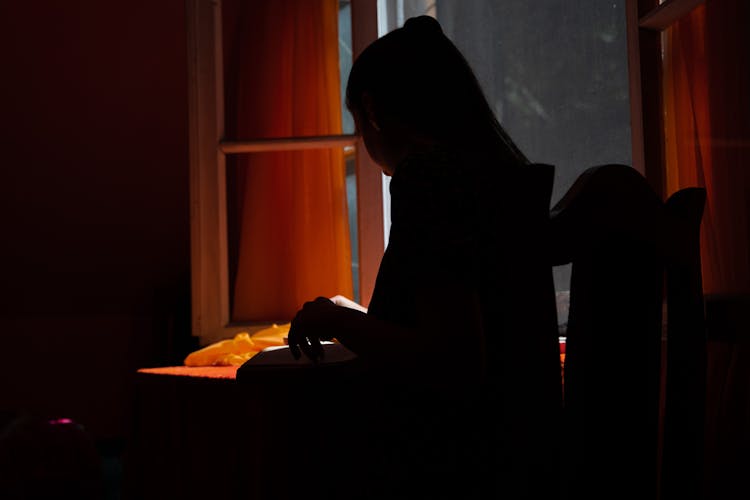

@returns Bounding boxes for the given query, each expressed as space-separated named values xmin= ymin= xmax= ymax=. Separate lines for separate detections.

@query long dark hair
xmin=346 ymin=15 xmax=529 ymax=168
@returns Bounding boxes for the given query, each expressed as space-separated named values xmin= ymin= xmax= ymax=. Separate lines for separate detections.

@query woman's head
xmin=346 ymin=16 xmax=528 ymax=173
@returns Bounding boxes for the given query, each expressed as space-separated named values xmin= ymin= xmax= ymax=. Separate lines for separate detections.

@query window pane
xmin=339 ymin=1 xmax=355 ymax=134
xmin=381 ymin=0 xmax=632 ymax=328
xmin=221 ymin=1 xmax=359 ymax=324
xmin=226 ymin=147 xmax=356 ymax=323
xmin=222 ymin=0 xmax=353 ymax=140
xmin=345 ymin=149 xmax=359 ymax=302
xmin=339 ymin=2 xmax=360 ymax=304
xmin=436 ymin=1 xmax=632 ymax=308
xmin=437 ymin=1 xmax=631 ymax=203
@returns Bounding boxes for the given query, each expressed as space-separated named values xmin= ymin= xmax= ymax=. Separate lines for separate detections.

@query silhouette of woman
xmin=286 ymin=15 xmax=556 ymax=499
xmin=288 ymin=15 xmax=528 ymax=377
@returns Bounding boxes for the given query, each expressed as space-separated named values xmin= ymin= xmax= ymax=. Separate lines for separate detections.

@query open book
xmin=329 ymin=294 xmax=368 ymax=313
xmin=239 ymin=342 xmax=357 ymax=368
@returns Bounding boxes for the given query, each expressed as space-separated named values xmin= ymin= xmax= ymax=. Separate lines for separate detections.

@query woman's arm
xmin=287 ymin=296 xmax=412 ymax=363
xmin=287 ymin=279 xmax=485 ymax=384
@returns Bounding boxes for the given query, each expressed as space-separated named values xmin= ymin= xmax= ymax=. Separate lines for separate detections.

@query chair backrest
xmin=550 ymin=164 xmax=706 ymax=500
xmin=479 ymin=162 xmax=563 ymax=498
xmin=661 ymin=187 xmax=707 ymax=500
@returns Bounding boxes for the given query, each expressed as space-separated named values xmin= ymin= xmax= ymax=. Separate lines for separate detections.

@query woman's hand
xmin=287 ymin=296 xmax=340 ymax=361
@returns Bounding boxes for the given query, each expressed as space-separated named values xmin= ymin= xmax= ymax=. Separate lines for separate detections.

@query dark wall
xmin=0 ymin=1 xmax=191 ymax=440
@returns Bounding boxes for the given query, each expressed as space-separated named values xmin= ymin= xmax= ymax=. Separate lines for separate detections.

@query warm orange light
xmin=183 ymin=323 xmax=290 ymax=367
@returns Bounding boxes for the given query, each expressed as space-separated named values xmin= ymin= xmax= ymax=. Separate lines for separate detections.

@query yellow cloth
xmin=184 ymin=323 xmax=291 ymax=367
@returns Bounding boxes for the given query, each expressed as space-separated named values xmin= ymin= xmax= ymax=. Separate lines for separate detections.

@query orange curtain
xmin=229 ymin=0 xmax=352 ymax=321
xmin=662 ymin=0 xmax=750 ymax=295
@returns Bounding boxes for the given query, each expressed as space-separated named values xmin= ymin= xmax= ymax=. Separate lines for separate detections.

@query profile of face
xmin=351 ymin=99 xmax=396 ymax=176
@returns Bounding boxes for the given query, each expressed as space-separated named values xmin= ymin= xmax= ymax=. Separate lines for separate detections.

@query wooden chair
xmin=478 ymin=162 xmax=563 ymax=499
xmin=550 ymin=164 xmax=706 ymax=500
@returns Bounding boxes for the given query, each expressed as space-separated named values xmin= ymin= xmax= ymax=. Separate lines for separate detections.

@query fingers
xmin=288 ymin=317 xmax=302 ymax=360
xmin=288 ymin=297 xmax=335 ymax=361
xmin=308 ymin=335 xmax=325 ymax=362
xmin=288 ymin=312 xmax=324 ymax=362
xmin=298 ymin=334 xmax=318 ymax=362
xmin=311 ymin=296 xmax=333 ymax=307
xmin=294 ymin=336 xmax=323 ymax=363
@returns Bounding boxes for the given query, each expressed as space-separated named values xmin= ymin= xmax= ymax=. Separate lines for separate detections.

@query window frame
xmin=186 ymin=0 xmax=384 ymax=345
xmin=625 ymin=0 xmax=706 ymax=194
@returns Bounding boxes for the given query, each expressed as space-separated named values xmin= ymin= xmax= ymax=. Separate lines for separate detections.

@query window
xmin=189 ymin=0 xmax=637 ymax=344
xmin=381 ymin=0 xmax=634 ymax=327
xmin=187 ymin=0 xmax=384 ymax=344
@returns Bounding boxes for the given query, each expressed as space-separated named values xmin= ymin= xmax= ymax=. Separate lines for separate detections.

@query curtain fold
xmin=662 ymin=0 xmax=750 ymax=295
xmin=228 ymin=0 xmax=352 ymax=321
